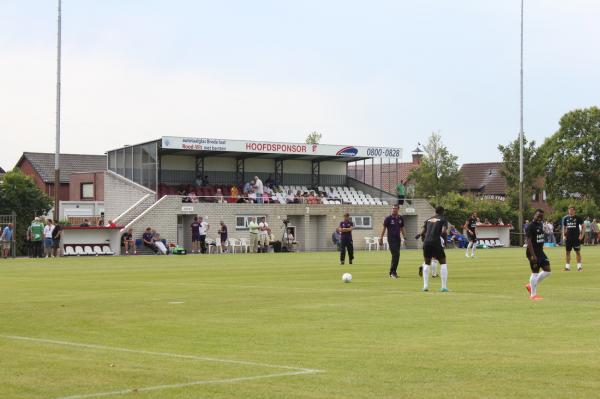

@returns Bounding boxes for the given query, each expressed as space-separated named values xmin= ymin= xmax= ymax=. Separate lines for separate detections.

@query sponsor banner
xmin=161 ymin=136 xmax=402 ymax=159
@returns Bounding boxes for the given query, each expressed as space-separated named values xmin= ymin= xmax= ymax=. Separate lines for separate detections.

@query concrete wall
xmin=69 ymin=171 xmax=105 ymax=201
xmin=124 ymin=197 xmax=434 ymax=253
xmin=103 ymin=171 xmax=155 ymax=220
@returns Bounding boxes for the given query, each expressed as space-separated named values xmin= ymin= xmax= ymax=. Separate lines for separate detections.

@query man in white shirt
xmin=254 ymin=176 xmax=264 ymax=204
xmin=43 ymin=219 xmax=55 ymax=258
xmin=198 ymin=216 xmax=209 ymax=254
xmin=258 ymin=219 xmax=270 ymax=252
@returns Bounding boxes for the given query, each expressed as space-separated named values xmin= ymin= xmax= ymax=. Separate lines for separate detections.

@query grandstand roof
xmin=117 ymin=137 xmax=403 ymax=163
xmin=16 ymin=152 xmax=107 ymax=183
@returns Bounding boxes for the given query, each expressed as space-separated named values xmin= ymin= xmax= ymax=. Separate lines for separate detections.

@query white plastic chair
xmin=93 ymin=245 xmax=104 ymax=255
xmin=75 ymin=246 xmax=85 ymax=256
xmin=218 ymin=239 xmax=228 ymax=253
xmin=364 ymin=237 xmax=378 ymax=251
xmin=102 ymin=246 xmax=115 ymax=255
xmin=84 ymin=246 xmax=95 ymax=256
xmin=239 ymin=237 xmax=249 ymax=253
xmin=65 ymin=246 xmax=76 ymax=256
xmin=229 ymin=238 xmax=241 ymax=253
xmin=382 ymin=237 xmax=389 ymax=250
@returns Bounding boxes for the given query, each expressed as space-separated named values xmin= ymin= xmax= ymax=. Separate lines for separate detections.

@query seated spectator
xmin=236 ymin=195 xmax=247 ymax=204
xmin=201 ymin=175 xmax=209 ymax=187
xmin=286 ymin=190 xmax=295 ymax=204
xmin=248 ymin=189 xmax=257 ymax=203
xmin=262 ymin=192 xmax=270 ymax=204
xmin=121 ymin=228 xmax=136 ymax=255
xmin=265 ymin=174 xmax=274 ymax=189
xmin=307 ymin=191 xmax=319 ymax=204
xmin=216 ymin=188 xmax=225 ymax=203
xmin=142 ymin=227 xmax=158 ymax=254
xmin=97 ymin=219 xmax=105 ymax=227
xmin=106 ymin=220 xmax=117 ymax=228
xmin=178 ymin=187 xmax=189 ymax=202
xmin=153 ymin=232 xmax=168 ymax=255
xmin=497 ymin=218 xmax=504 ymax=225
xmin=79 ymin=219 xmax=91 ymax=227
xmin=483 ymin=218 xmax=490 ymax=225
xmin=295 ymin=190 xmax=304 ymax=204
xmin=230 ymin=185 xmax=239 ymax=201
xmin=188 ymin=191 xmax=198 ymax=203
xmin=243 ymin=181 xmax=252 ymax=195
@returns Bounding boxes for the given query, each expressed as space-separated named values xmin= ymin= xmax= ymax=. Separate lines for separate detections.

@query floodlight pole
xmin=518 ymin=0 xmax=524 ymax=246
xmin=54 ymin=0 xmax=62 ymax=221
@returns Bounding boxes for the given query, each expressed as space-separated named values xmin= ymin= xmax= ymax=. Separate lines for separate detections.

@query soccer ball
xmin=342 ymin=273 xmax=352 ymax=283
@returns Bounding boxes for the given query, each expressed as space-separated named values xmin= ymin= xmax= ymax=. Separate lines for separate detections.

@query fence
xmin=0 ymin=212 xmax=17 ymax=258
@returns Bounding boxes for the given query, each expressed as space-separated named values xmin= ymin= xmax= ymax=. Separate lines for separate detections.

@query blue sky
xmin=1 ymin=0 xmax=599 ymax=169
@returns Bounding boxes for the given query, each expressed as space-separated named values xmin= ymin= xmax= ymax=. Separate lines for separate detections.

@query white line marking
xmin=0 ymin=335 xmax=321 ymax=372
xmin=168 ymin=301 xmax=185 ymax=304
xmin=54 ymin=370 xmax=317 ymax=399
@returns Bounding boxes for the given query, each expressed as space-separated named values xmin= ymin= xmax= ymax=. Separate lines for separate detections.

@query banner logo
xmin=336 ymin=146 xmax=358 ymax=156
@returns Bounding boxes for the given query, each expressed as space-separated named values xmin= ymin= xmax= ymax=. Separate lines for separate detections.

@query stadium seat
xmin=93 ymin=245 xmax=104 ymax=255
xmin=229 ymin=238 xmax=241 ymax=253
xmin=239 ymin=238 xmax=249 ymax=253
xmin=64 ymin=246 xmax=76 ymax=256
xmin=102 ymin=246 xmax=115 ymax=255
xmin=84 ymin=246 xmax=95 ymax=256
xmin=75 ymin=246 xmax=85 ymax=256
xmin=364 ymin=237 xmax=379 ymax=251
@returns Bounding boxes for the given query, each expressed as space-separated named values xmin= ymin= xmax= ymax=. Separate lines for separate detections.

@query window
xmin=81 ymin=183 xmax=94 ymax=199
xmin=236 ymin=215 xmax=266 ymax=230
xmin=350 ymin=215 xmax=372 ymax=229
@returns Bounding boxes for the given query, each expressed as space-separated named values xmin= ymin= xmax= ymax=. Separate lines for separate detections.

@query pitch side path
xmin=1 ymin=247 xmax=599 ymax=398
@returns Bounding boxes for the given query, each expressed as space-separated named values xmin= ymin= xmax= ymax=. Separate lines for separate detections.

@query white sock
xmin=422 ymin=264 xmax=430 ymax=290
xmin=466 ymin=243 xmax=472 ymax=255
xmin=441 ymin=264 xmax=448 ymax=289
xmin=529 ymin=273 xmax=539 ymax=296
xmin=577 ymin=263 xmax=582 ymax=269
xmin=471 ymin=245 xmax=476 ymax=257
xmin=565 ymin=263 xmax=571 ymax=270
xmin=537 ymin=271 xmax=551 ymax=284
xmin=431 ymin=260 xmax=438 ymax=275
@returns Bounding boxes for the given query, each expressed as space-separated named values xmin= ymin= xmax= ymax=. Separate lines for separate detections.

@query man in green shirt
xmin=30 ymin=217 xmax=44 ymax=258
xmin=396 ymin=180 xmax=406 ymax=205
xmin=248 ymin=217 xmax=260 ymax=253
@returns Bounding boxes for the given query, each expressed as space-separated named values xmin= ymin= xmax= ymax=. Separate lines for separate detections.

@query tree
xmin=540 ymin=106 xmax=600 ymax=204
xmin=408 ymin=132 xmax=461 ymax=205
xmin=305 ymin=131 xmax=322 ymax=144
xmin=497 ymin=134 xmax=543 ymax=210
xmin=0 ymin=170 xmax=53 ymax=255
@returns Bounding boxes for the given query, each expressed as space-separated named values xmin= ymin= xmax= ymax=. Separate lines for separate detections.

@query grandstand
xmin=103 ymin=137 xmax=434 ymax=252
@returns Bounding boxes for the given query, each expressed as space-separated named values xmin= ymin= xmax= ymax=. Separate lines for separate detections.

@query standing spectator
xmin=25 ymin=224 xmax=32 ymax=258
xmin=43 ymin=219 xmax=55 ymax=258
xmin=121 ymin=228 xmax=136 ymax=255
xmin=198 ymin=216 xmax=209 ymax=254
xmin=218 ymin=221 xmax=228 ymax=253
xmin=379 ymin=205 xmax=406 ymax=279
xmin=190 ymin=216 xmax=201 ymax=254
xmin=142 ymin=227 xmax=158 ymax=254
xmin=259 ymin=218 xmax=270 ymax=252
xmin=254 ymin=176 xmax=264 ymax=204
xmin=339 ymin=213 xmax=354 ymax=265
xmin=243 ymin=181 xmax=252 ymax=196
xmin=30 ymin=217 xmax=44 ymax=258
xmin=591 ymin=218 xmax=599 ymax=245
xmin=332 ymin=229 xmax=341 ymax=251
xmin=596 ymin=219 xmax=600 ymax=244
xmin=248 ymin=217 xmax=260 ymax=253
xmin=584 ymin=216 xmax=592 ymax=245
xmin=51 ymin=221 xmax=62 ymax=257
xmin=544 ymin=220 xmax=556 ymax=244
xmin=1 ymin=223 xmax=15 ymax=259
xmin=396 ymin=180 xmax=406 ymax=205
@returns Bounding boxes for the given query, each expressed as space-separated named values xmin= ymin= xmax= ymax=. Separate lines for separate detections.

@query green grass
xmin=1 ymin=247 xmax=599 ymax=398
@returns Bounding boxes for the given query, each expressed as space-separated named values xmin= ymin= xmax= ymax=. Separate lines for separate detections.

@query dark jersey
xmin=423 ymin=215 xmax=448 ymax=244
xmin=121 ymin=232 xmax=132 ymax=243
xmin=191 ymin=222 xmax=200 ymax=235
xmin=467 ymin=217 xmax=477 ymax=233
xmin=562 ymin=215 xmax=582 ymax=240
xmin=339 ymin=220 xmax=354 ymax=241
xmin=51 ymin=225 xmax=61 ymax=239
xmin=383 ymin=215 xmax=404 ymax=240
xmin=526 ymin=220 xmax=545 ymax=252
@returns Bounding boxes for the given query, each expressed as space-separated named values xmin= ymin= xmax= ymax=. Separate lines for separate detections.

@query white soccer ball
xmin=342 ymin=273 xmax=352 ymax=283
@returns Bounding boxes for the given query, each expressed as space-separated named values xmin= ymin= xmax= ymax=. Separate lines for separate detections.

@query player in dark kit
xmin=379 ymin=205 xmax=406 ymax=279
xmin=525 ymin=209 xmax=551 ymax=300
xmin=562 ymin=206 xmax=584 ymax=271
xmin=463 ymin=211 xmax=478 ymax=258
xmin=419 ymin=206 xmax=449 ymax=292
xmin=190 ymin=216 xmax=201 ymax=254
xmin=339 ymin=213 xmax=354 ymax=265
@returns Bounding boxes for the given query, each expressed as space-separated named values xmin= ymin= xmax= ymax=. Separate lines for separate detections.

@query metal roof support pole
xmin=275 ymin=159 xmax=284 ymax=187
xmin=236 ymin=158 xmax=245 ymax=187
xmin=195 ymin=155 xmax=204 ymax=186
xmin=311 ymin=160 xmax=320 ymax=189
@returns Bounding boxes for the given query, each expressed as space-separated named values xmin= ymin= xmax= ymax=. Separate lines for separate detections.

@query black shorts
xmin=565 ymin=238 xmax=581 ymax=252
xmin=192 ymin=233 xmax=200 ymax=242
xmin=423 ymin=242 xmax=445 ymax=260
xmin=52 ymin=239 xmax=61 ymax=249
xmin=525 ymin=249 xmax=550 ymax=272
xmin=467 ymin=232 xmax=477 ymax=242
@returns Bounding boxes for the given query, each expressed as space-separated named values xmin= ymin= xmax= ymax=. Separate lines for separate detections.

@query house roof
xmin=460 ymin=162 xmax=506 ymax=195
xmin=17 ymin=152 xmax=107 ymax=183
xmin=0 ymin=166 xmax=5 ymax=174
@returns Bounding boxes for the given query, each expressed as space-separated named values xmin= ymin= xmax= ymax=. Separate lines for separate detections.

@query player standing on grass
xmin=562 ymin=206 xmax=584 ymax=271
xmin=464 ymin=211 xmax=478 ymax=258
xmin=419 ymin=206 xmax=449 ymax=292
xmin=190 ymin=216 xmax=201 ymax=254
xmin=379 ymin=205 xmax=406 ymax=279
xmin=525 ymin=209 xmax=551 ymax=300
xmin=339 ymin=213 xmax=354 ymax=265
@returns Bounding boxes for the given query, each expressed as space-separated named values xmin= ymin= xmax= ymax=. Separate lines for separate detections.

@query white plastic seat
xmin=364 ymin=237 xmax=379 ymax=251
xmin=218 ymin=239 xmax=228 ymax=253
xmin=102 ymin=246 xmax=115 ymax=255
xmin=83 ymin=246 xmax=94 ymax=256
xmin=93 ymin=245 xmax=104 ymax=255
xmin=65 ymin=246 xmax=76 ymax=256
xmin=75 ymin=246 xmax=85 ymax=256
xmin=239 ymin=237 xmax=249 ymax=253
xmin=229 ymin=238 xmax=241 ymax=253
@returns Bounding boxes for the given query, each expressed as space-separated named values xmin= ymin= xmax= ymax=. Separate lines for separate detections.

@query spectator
xmin=153 ymin=232 xmax=168 ymax=254
xmin=198 ymin=216 xmax=209 ymax=254
xmin=30 ymin=217 xmax=44 ymax=258
xmin=543 ymin=220 xmax=555 ymax=244
xmin=230 ymin=185 xmax=239 ymax=202
xmin=248 ymin=189 xmax=257 ymax=203
xmin=243 ymin=181 xmax=252 ymax=195
xmin=188 ymin=191 xmax=198 ymax=203
xmin=262 ymin=192 xmax=270 ymax=204
xmin=25 ymin=224 xmax=32 ymax=258
xmin=332 ymin=229 xmax=341 ymax=251
xmin=201 ymin=175 xmax=209 ymax=187
xmin=254 ymin=176 xmax=264 ymax=204
xmin=584 ymin=216 xmax=592 ymax=245
xmin=307 ymin=191 xmax=319 ymax=205
xmin=236 ymin=194 xmax=246 ymax=204
xmin=483 ymin=218 xmax=490 ymax=224
xmin=106 ymin=219 xmax=117 ymax=228
xmin=1 ymin=223 xmax=14 ymax=259
xmin=218 ymin=221 xmax=228 ymax=253
xmin=98 ymin=218 xmax=105 ymax=226
xmin=121 ymin=228 xmax=136 ymax=255
xmin=142 ymin=227 xmax=158 ymax=254
xmin=191 ymin=216 xmax=201 ymax=254
xmin=51 ymin=221 xmax=62 ymax=257
xmin=497 ymin=218 xmax=504 ymax=225
xmin=79 ymin=218 xmax=91 ymax=227
xmin=396 ymin=180 xmax=406 ymax=205
xmin=248 ymin=217 xmax=260 ymax=253
xmin=265 ymin=174 xmax=274 ymax=189
xmin=216 ymin=188 xmax=225 ymax=203
xmin=286 ymin=190 xmax=295 ymax=204
xmin=43 ymin=219 xmax=55 ymax=258
xmin=259 ymin=218 xmax=270 ymax=252
xmin=591 ymin=218 xmax=599 ymax=245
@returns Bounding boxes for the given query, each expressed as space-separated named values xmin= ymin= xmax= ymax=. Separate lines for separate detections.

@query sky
xmin=1 ymin=0 xmax=599 ymax=170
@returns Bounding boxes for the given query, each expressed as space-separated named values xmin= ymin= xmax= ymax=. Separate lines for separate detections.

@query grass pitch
xmin=1 ymin=247 xmax=599 ymax=398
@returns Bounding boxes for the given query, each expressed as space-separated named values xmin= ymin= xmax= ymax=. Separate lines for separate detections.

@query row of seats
xmin=477 ymin=239 xmax=504 ymax=248
xmin=64 ymin=244 xmax=115 ymax=256
xmin=278 ymin=185 xmax=389 ymax=206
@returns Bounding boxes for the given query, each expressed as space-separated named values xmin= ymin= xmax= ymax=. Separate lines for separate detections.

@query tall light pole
xmin=54 ymin=0 xmax=62 ymax=220
xmin=518 ymin=0 xmax=525 ymax=245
